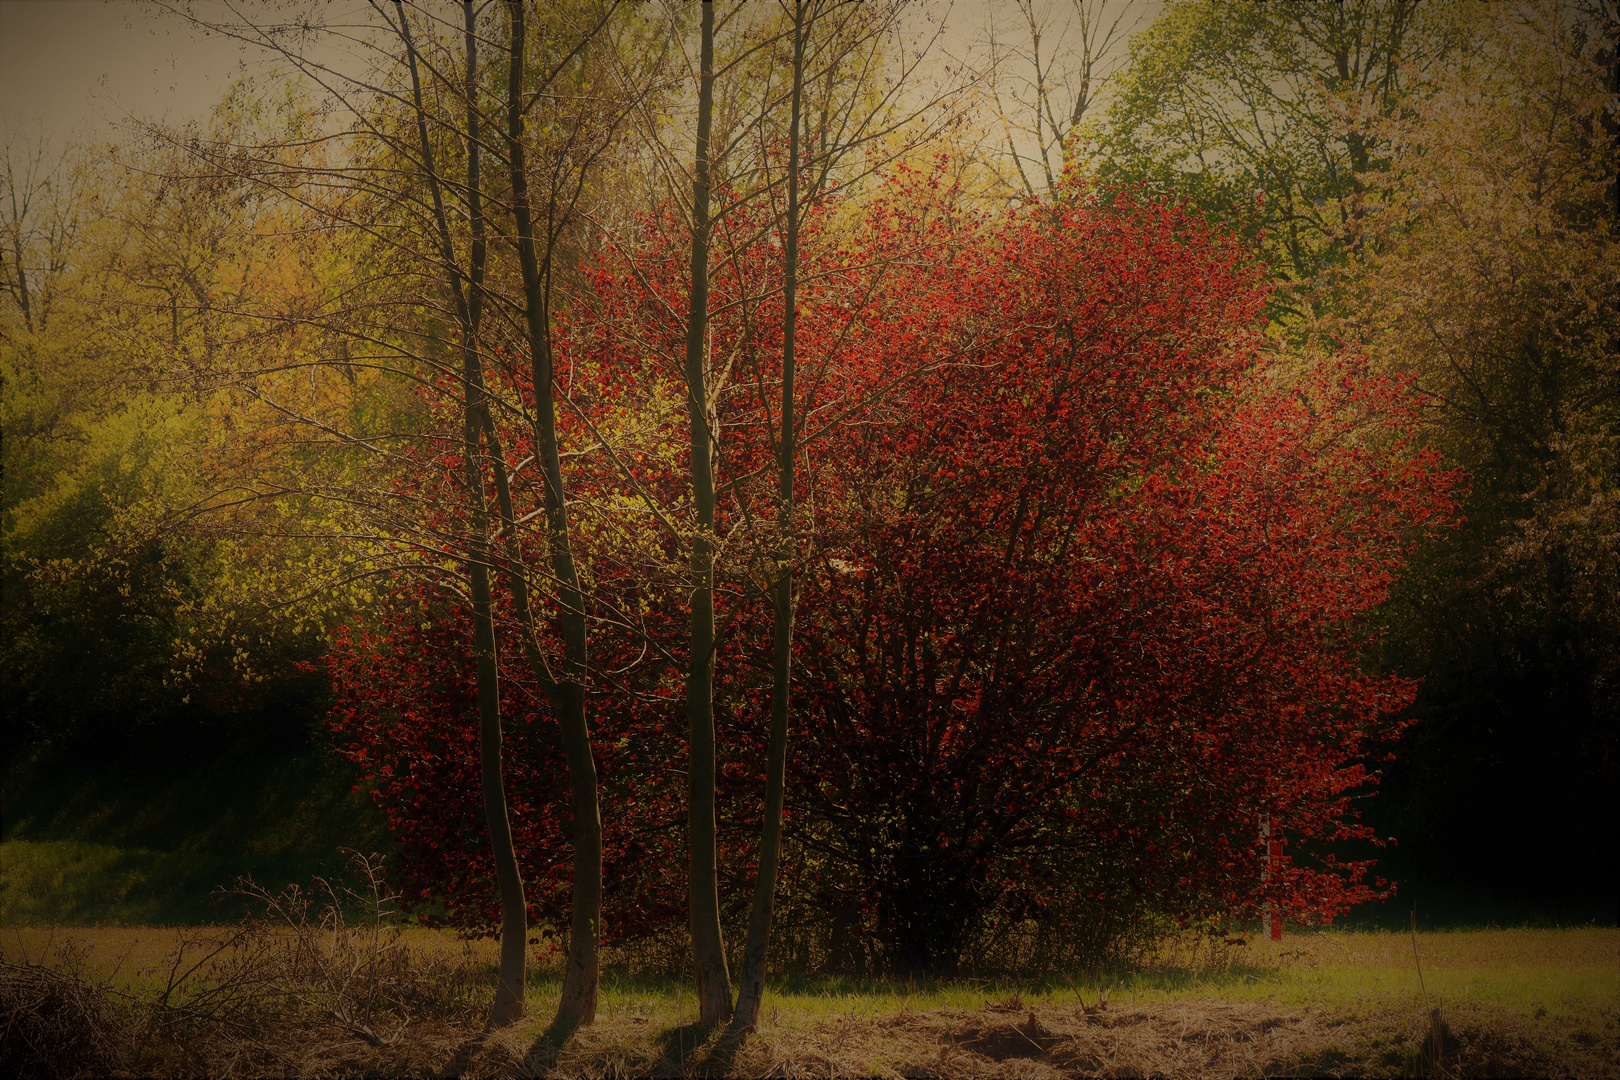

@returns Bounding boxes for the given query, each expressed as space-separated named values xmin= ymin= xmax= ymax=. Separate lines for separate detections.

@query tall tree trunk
xmin=731 ymin=0 xmax=806 ymax=1035
xmin=395 ymin=0 xmax=529 ymax=1027
xmin=684 ymin=0 xmax=732 ymax=1028
xmin=504 ymin=0 xmax=604 ymax=1034
xmin=461 ymin=1 xmax=529 ymax=1027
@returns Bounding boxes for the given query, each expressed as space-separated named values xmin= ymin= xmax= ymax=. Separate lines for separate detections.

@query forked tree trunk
xmin=684 ymin=0 xmax=733 ymax=1029
xmin=731 ymin=0 xmax=806 ymax=1036
xmin=460 ymin=1 xmax=529 ymax=1027
xmin=503 ymin=0 xmax=605 ymax=1035
xmin=395 ymin=0 xmax=529 ymax=1027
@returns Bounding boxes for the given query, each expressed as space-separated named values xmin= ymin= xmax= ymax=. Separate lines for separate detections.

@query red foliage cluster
xmin=326 ymin=173 xmax=1454 ymax=969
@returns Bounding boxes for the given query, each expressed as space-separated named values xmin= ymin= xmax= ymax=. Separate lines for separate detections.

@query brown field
xmin=3 ymin=925 xmax=1616 ymax=1077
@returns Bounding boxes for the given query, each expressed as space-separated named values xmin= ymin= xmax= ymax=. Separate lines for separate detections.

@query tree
xmin=781 ymin=188 xmax=1453 ymax=971
xmin=1081 ymin=0 xmax=1469 ymax=318
xmin=172 ymin=0 xmax=950 ymax=1029
xmin=1322 ymin=0 xmax=1619 ymax=906
xmin=499 ymin=0 xmax=621 ymax=1034
xmin=1076 ymin=0 xmax=1617 ymax=915
xmin=2 ymin=119 xmax=360 ymax=774
xmin=730 ymin=0 xmax=806 ymax=1032
xmin=625 ymin=0 xmax=957 ymax=1025
xmin=154 ymin=0 xmax=665 ymax=1028
xmin=680 ymin=0 xmax=731 ymax=1026
xmin=980 ymin=0 xmax=1140 ymax=202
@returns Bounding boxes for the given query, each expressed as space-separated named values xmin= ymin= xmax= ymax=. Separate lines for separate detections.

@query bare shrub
xmin=1 ymin=853 xmax=493 ymax=1077
xmin=0 ymin=941 xmax=127 ymax=1080
xmin=225 ymin=851 xmax=486 ymax=1039
xmin=139 ymin=851 xmax=486 ymax=1069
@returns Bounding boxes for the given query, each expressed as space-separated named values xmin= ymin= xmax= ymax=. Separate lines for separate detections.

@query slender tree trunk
xmin=731 ymin=0 xmax=806 ymax=1035
xmin=396 ymin=0 xmax=530 ymax=1026
xmin=465 ymin=396 xmax=528 ymax=1030
xmin=503 ymin=0 xmax=604 ymax=1034
xmin=461 ymin=1 xmax=529 ymax=1027
xmin=683 ymin=0 xmax=732 ymax=1028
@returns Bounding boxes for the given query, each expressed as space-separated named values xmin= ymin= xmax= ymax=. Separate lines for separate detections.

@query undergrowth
xmin=0 ymin=853 xmax=491 ymax=1078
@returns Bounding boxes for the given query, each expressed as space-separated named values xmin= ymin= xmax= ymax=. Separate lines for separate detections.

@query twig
xmin=1408 ymin=908 xmax=1426 ymax=996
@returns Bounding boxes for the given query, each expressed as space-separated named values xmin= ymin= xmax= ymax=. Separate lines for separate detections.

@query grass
xmin=564 ymin=927 xmax=1618 ymax=1035
xmin=0 ymin=739 xmax=390 ymax=926
xmin=6 ymin=924 xmax=1615 ymax=1077
xmin=1209 ymin=927 xmax=1616 ymax=1016
xmin=0 ymin=839 xmax=348 ymax=925
xmin=26 ymin=923 xmax=1611 ymax=1020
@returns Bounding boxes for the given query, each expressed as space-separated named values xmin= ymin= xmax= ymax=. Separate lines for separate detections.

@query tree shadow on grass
xmin=645 ymin=1018 xmax=751 ymax=1077
xmin=436 ymin=1029 xmax=494 ymax=1079
xmin=518 ymin=1014 xmax=582 ymax=1076
xmin=657 ymin=1019 xmax=715 ymax=1069
xmin=701 ymin=1025 xmax=749 ymax=1077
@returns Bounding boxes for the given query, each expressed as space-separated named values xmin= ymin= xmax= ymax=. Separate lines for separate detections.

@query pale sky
xmin=3 ymin=0 xmax=260 ymax=139
xmin=2 ymin=0 xmax=1160 ymax=150
xmin=0 ymin=0 xmax=386 ymax=149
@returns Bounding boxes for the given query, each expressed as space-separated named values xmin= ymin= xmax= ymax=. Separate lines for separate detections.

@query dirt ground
xmin=31 ymin=988 xmax=1590 ymax=1079
xmin=466 ymin=995 xmax=1616 ymax=1079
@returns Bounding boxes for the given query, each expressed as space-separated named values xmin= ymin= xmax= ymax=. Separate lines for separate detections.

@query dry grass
xmin=0 ymin=856 xmax=504 ymax=1078
xmin=2 ymin=921 xmax=1615 ymax=1078
xmin=517 ymin=989 xmax=1619 ymax=1078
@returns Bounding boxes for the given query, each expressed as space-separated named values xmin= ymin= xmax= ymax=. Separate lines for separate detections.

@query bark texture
xmin=683 ymin=0 xmax=732 ymax=1029
xmin=731 ymin=0 xmax=806 ymax=1035
xmin=504 ymin=0 xmax=604 ymax=1034
xmin=394 ymin=0 xmax=529 ymax=1026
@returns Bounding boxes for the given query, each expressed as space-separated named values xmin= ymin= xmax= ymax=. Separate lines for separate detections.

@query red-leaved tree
xmin=753 ymin=190 xmax=1458 ymax=971
xmin=326 ymin=179 xmax=1454 ymax=970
